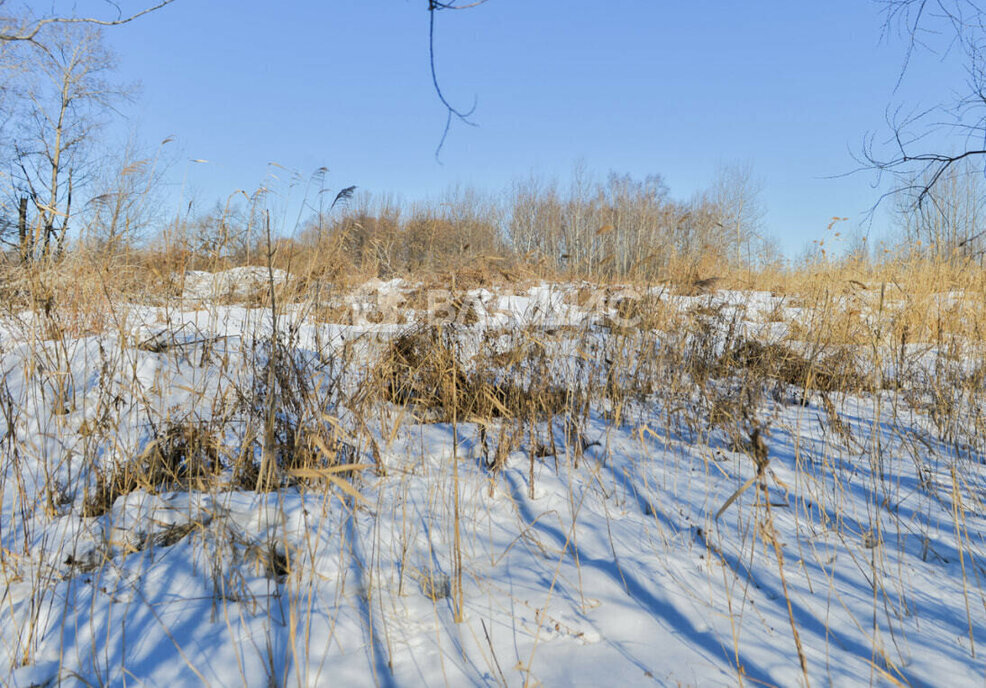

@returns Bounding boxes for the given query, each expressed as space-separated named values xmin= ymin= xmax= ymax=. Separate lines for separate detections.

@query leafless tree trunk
xmin=10 ymin=23 xmax=126 ymax=260
xmin=17 ymin=195 xmax=28 ymax=261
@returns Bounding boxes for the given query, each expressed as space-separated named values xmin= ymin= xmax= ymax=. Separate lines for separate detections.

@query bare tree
xmin=896 ymin=159 xmax=986 ymax=261
xmin=711 ymin=163 xmax=766 ymax=268
xmin=9 ymin=23 xmax=127 ymax=258
xmin=83 ymin=135 xmax=171 ymax=255
xmin=509 ymin=174 xmax=563 ymax=259
xmin=869 ymin=1 xmax=986 ymax=206
xmin=506 ymin=166 xmax=732 ymax=280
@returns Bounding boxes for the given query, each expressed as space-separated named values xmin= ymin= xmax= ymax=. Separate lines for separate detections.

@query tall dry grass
xmin=1 ymin=160 xmax=985 ymax=685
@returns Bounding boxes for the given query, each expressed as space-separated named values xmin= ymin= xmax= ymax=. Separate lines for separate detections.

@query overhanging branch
xmin=0 ymin=1 xmax=178 ymax=44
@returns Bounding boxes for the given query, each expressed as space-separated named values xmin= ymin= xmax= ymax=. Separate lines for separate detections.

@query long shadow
xmin=344 ymin=508 xmax=399 ymax=688
xmin=412 ymin=504 xmax=495 ymax=685
xmin=768 ymin=423 xmax=986 ymax=575
xmin=587 ymin=383 xmax=976 ymax=684
xmin=607 ymin=436 xmax=943 ymax=688
xmin=502 ymin=469 xmax=778 ymax=687
xmin=500 ymin=553 xmax=663 ymax=681
xmin=30 ymin=555 xmax=227 ymax=685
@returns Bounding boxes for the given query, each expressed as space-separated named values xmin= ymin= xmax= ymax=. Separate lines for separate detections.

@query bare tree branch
xmin=428 ymin=0 xmax=484 ymax=160
xmin=0 ymin=1 xmax=177 ymax=44
xmin=867 ymin=0 xmax=986 ymax=208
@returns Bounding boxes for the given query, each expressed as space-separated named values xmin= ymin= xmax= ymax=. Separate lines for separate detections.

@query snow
xmin=1 ymin=273 xmax=984 ymax=687
xmin=182 ymin=267 xmax=287 ymax=302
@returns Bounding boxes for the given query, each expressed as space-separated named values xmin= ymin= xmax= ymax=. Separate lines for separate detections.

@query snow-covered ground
xmin=1 ymin=273 xmax=984 ymax=687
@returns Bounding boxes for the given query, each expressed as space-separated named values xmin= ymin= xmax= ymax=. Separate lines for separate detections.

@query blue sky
xmin=87 ymin=0 xmax=967 ymax=255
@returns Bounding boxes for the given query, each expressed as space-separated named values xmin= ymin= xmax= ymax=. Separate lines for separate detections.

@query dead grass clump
xmin=83 ymin=420 xmax=221 ymax=517
xmin=231 ymin=336 xmax=366 ymax=488
xmin=312 ymin=302 xmax=355 ymax=325
xmin=212 ymin=283 xmax=270 ymax=307
xmin=451 ymin=295 xmax=481 ymax=326
xmin=685 ymin=276 xmax=721 ymax=295
xmin=725 ymin=339 xmax=870 ymax=394
xmin=424 ymin=292 xmax=481 ymax=326
xmin=568 ymin=285 xmax=596 ymax=308
xmin=0 ymin=261 xmax=118 ymax=339
xmin=432 ymin=263 xmax=500 ymax=291
xmin=280 ymin=425 xmax=356 ymax=477
xmin=374 ymin=326 xmax=581 ymax=423
xmin=376 ymin=327 xmax=467 ymax=415
xmin=471 ymin=379 xmax=577 ymax=421
xmin=610 ymin=292 xmax=676 ymax=333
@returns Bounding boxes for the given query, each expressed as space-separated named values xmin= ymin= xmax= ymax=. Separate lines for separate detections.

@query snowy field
xmin=1 ymin=272 xmax=984 ymax=687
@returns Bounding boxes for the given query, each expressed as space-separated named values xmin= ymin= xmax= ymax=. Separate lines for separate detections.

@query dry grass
xmin=83 ymin=419 xmax=221 ymax=517
xmin=2 ymin=235 xmax=985 ymax=685
xmin=372 ymin=325 xmax=583 ymax=425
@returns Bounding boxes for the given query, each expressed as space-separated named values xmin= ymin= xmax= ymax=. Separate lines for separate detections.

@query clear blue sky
xmin=88 ymin=0 xmax=966 ymax=255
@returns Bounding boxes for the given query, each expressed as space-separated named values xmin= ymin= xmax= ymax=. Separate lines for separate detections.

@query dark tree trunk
xmin=17 ymin=197 xmax=29 ymax=262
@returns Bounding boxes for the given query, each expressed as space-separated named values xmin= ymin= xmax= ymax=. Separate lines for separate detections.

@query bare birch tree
xmin=10 ymin=23 xmax=127 ymax=258
xmin=712 ymin=163 xmax=766 ymax=268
